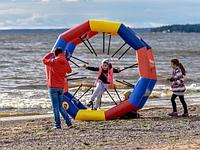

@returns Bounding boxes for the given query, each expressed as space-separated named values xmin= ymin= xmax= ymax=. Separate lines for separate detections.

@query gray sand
xmin=0 ymin=105 xmax=200 ymax=150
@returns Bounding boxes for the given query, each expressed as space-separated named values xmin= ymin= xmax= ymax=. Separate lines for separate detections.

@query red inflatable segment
xmin=72 ymin=31 xmax=98 ymax=45
xmin=147 ymin=49 xmax=157 ymax=80
xmin=136 ymin=47 xmax=151 ymax=79
xmin=61 ymin=20 xmax=91 ymax=43
xmin=105 ymin=100 xmax=139 ymax=120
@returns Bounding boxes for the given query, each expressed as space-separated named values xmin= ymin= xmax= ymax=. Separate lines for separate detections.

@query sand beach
xmin=0 ymin=105 xmax=200 ymax=150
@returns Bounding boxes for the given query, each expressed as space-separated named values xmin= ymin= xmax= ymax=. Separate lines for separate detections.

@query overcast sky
xmin=0 ymin=0 xmax=200 ymax=29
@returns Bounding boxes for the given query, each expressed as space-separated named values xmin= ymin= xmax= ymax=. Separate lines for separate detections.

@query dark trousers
xmin=171 ymin=94 xmax=188 ymax=114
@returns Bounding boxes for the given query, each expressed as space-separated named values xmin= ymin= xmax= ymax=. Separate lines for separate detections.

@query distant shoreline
xmin=1 ymin=23 xmax=200 ymax=33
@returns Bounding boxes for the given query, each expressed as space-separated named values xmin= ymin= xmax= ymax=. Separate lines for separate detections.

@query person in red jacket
xmin=42 ymin=47 xmax=72 ymax=129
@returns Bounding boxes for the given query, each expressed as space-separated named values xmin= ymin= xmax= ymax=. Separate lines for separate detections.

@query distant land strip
xmin=0 ymin=24 xmax=200 ymax=33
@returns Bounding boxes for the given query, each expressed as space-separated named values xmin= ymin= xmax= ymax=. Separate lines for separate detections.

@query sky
xmin=0 ymin=0 xmax=200 ymax=29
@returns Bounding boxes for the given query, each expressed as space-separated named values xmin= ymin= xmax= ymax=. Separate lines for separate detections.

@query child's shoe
xmin=92 ymin=107 xmax=97 ymax=110
xmin=52 ymin=126 xmax=61 ymax=130
xmin=181 ymin=113 xmax=189 ymax=117
xmin=68 ymin=124 xmax=74 ymax=129
xmin=168 ymin=112 xmax=178 ymax=117
xmin=87 ymin=101 xmax=93 ymax=107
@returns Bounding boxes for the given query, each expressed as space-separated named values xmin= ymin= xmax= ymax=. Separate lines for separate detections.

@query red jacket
xmin=96 ymin=66 xmax=114 ymax=88
xmin=42 ymin=53 xmax=72 ymax=89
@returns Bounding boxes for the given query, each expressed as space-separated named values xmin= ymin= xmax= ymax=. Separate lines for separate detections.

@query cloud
xmin=32 ymin=0 xmax=49 ymax=2
xmin=144 ymin=8 xmax=153 ymax=13
xmin=15 ymin=13 xmax=50 ymax=27
xmin=62 ymin=0 xmax=79 ymax=2
xmin=61 ymin=0 xmax=94 ymax=2
xmin=122 ymin=21 xmax=167 ymax=28
xmin=84 ymin=0 xmax=132 ymax=1
xmin=149 ymin=23 xmax=165 ymax=27
xmin=0 ymin=8 xmax=25 ymax=15
xmin=0 ymin=13 xmax=49 ymax=29
xmin=144 ymin=22 xmax=167 ymax=28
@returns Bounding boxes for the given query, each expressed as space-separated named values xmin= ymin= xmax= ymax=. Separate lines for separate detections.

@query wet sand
xmin=0 ymin=105 xmax=200 ymax=150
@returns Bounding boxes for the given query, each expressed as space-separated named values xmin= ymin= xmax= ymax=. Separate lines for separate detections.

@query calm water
xmin=0 ymin=30 xmax=200 ymax=112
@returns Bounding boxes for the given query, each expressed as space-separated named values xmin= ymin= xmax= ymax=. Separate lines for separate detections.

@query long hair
xmin=171 ymin=59 xmax=186 ymax=76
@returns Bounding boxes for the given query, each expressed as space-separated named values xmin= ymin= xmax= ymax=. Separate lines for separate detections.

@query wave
xmin=14 ymin=84 xmax=47 ymax=90
xmin=0 ymin=99 xmax=51 ymax=110
xmin=0 ymin=84 xmax=200 ymax=112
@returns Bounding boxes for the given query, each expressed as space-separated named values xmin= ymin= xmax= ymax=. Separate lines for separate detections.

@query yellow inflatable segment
xmin=89 ymin=20 xmax=121 ymax=34
xmin=75 ymin=109 xmax=106 ymax=121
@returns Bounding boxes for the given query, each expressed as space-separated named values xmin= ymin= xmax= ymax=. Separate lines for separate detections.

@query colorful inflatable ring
xmin=52 ymin=20 xmax=157 ymax=121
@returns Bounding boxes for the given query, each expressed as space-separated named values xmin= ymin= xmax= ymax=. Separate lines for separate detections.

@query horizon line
xmin=0 ymin=23 xmax=199 ymax=31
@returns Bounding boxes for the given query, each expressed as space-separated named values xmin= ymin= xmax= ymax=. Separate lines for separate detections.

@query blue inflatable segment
xmin=128 ymin=77 xmax=151 ymax=107
xmin=118 ymin=24 xmax=145 ymax=50
xmin=141 ymin=38 xmax=151 ymax=49
xmin=65 ymin=92 xmax=87 ymax=109
xmin=51 ymin=36 xmax=68 ymax=52
xmin=126 ymin=27 xmax=151 ymax=49
xmin=138 ymin=79 xmax=157 ymax=108
xmin=65 ymin=42 xmax=76 ymax=58
xmin=62 ymin=93 xmax=79 ymax=118
xmin=62 ymin=92 xmax=87 ymax=119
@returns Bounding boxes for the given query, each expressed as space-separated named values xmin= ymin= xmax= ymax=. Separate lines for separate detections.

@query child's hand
xmin=82 ymin=64 xmax=88 ymax=68
xmin=166 ymin=78 xmax=173 ymax=82
xmin=116 ymin=68 xmax=120 ymax=72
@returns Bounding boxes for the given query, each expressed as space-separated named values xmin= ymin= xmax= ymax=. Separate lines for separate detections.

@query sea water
xmin=0 ymin=30 xmax=200 ymax=113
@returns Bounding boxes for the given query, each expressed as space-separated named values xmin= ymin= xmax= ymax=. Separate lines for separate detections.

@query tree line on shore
xmin=151 ymin=24 xmax=200 ymax=33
